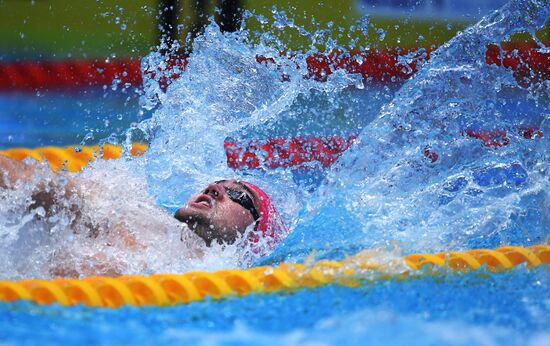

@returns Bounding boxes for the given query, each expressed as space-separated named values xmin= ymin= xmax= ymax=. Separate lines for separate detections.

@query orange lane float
xmin=0 ymin=245 xmax=547 ymax=308
xmin=0 ymin=127 xmax=543 ymax=172
xmin=0 ymin=143 xmax=148 ymax=172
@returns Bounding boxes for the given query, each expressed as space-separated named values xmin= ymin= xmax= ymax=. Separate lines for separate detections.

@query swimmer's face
xmin=174 ymin=180 xmax=259 ymax=246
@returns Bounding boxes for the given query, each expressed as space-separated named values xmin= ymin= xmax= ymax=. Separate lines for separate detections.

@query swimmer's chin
xmin=174 ymin=205 xmax=208 ymax=224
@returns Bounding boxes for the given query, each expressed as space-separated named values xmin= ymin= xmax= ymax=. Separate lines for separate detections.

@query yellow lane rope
xmin=0 ymin=144 xmax=148 ymax=172
xmin=1 ymin=146 xmax=548 ymax=308
xmin=0 ymin=245 xmax=548 ymax=308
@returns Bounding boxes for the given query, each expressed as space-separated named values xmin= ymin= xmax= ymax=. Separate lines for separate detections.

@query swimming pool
xmin=1 ymin=267 xmax=548 ymax=344
xmin=0 ymin=88 xmax=147 ymax=150
xmin=0 ymin=0 xmax=549 ymax=344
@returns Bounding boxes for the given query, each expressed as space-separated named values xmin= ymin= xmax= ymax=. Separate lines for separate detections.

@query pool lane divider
xmin=0 ymin=44 xmax=546 ymax=91
xmin=1 ymin=146 xmax=548 ymax=307
xmin=0 ymin=138 xmax=353 ymax=172
xmin=0 ymin=59 xmax=142 ymax=91
xmin=0 ymin=144 xmax=148 ymax=172
xmin=0 ymin=127 xmax=543 ymax=172
xmin=0 ymin=245 xmax=548 ymax=308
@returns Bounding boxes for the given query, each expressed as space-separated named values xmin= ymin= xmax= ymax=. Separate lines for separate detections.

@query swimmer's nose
xmin=204 ymin=183 xmax=225 ymax=200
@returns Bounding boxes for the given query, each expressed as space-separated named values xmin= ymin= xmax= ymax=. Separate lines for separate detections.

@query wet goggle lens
xmin=223 ymin=187 xmax=260 ymax=221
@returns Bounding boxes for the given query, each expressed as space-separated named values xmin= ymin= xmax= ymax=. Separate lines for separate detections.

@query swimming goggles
xmin=223 ymin=187 xmax=260 ymax=221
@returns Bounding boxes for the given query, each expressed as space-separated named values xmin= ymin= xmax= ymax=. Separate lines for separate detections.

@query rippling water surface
xmin=0 ymin=0 xmax=548 ymax=344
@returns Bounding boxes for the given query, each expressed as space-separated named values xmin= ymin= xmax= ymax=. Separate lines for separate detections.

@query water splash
xmin=0 ymin=0 xmax=548 ymax=278
xmin=268 ymin=0 xmax=549 ymax=263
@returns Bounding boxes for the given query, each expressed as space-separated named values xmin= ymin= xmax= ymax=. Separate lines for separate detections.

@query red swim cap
xmin=241 ymin=181 xmax=287 ymax=246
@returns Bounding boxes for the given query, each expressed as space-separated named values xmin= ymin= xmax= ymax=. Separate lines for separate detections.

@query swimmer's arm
xmin=0 ymin=155 xmax=35 ymax=189
xmin=0 ymin=155 xmax=80 ymax=214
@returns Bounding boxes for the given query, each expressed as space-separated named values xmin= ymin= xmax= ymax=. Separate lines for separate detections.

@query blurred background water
xmin=0 ymin=0 xmax=521 ymax=150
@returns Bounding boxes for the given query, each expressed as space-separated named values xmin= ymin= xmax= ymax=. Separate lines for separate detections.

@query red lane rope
xmin=1 ymin=44 xmax=546 ymax=91
xmin=0 ymin=59 xmax=142 ymax=91
xmin=225 ymin=127 xmax=543 ymax=170
xmin=304 ymin=48 xmax=431 ymax=82
xmin=485 ymin=43 xmax=549 ymax=84
xmin=224 ymin=135 xmax=357 ymax=169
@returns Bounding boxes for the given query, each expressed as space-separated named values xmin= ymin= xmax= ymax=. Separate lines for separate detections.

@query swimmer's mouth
xmin=190 ymin=194 xmax=212 ymax=209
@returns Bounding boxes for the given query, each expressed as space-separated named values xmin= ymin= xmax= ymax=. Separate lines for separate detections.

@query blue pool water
xmin=1 ymin=268 xmax=549 ymax=345
xmin=0 ymin=88 xmax=147 ymax=149
xmin=0 ymin=0 xmax=549 ymax=344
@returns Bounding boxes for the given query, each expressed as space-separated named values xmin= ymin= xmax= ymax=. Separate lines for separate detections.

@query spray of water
xmin=268 ymin=0 xmax=549 ymax=263
xmin=0 ymin=0 xmax=548 ymax=278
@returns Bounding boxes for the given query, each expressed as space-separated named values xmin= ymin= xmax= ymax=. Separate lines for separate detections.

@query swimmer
xmin=0 ymin=155 xmax=286 ymax=276
xmin=175 ymin=179 xmax=285 ymax=247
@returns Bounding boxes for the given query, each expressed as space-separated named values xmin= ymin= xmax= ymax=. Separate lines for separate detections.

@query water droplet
xmin=377 ymin=28 xmax=386 ymax=41
xmin=360 ymin=15 xmax=370 ymax=36
xmin=35 ymin=207 xmax=46 ymax=218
